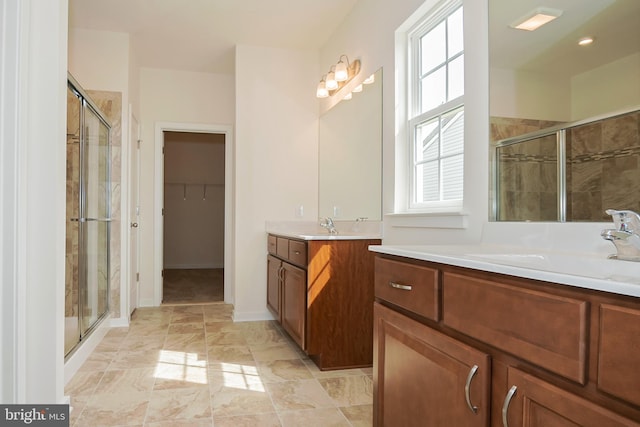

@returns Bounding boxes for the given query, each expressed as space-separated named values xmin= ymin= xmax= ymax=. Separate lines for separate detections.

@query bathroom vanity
xmin=370 ymin=245 xmax=640 ymax=426
xmin=267 ymin=232 xmax=381 ymax=370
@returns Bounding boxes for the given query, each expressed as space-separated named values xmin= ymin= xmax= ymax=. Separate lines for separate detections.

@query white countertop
xmin=266 ymin=220 xmax=382 ymax=241
xmin=369 ymin=244 xmax=640 ymax=298
xmin=270 ymin=230 xmax=382 ymax=240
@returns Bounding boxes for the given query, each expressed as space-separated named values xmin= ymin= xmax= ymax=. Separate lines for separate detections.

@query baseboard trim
xmin=139 ymin=297 xmax=156 ymax=307
xmin=109 ymin=316 xmax=129 ymax=328
xmin=232 ymin=310 xmax=275 ymax=322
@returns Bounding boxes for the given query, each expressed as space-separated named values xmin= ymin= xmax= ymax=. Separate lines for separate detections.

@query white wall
xmin=320 ymin=0 xmax=489 ymax=245
xmin=571 ymin=52 xmax=640 ymax=120
xmin=138 ymin=68 xmax=235 ymax=305
xmin=490 ymin=68 xmax=571 ymax=121
xmin=234 ymin=45 xmax=319 ymax=320
xmin=0 ymin=0 xmax=68 ymax=404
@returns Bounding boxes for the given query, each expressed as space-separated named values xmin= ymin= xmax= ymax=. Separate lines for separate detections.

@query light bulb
xmin=326 ymin=70 xmax=338 ymax=90
xmin=343 ymin=92 xmax=352 ymax=100
xmin=335 ymin=59 xmax=349 ymax=82
xmin=316 ymin=78 xmax=329 ymax=98
xmin=352 ymin=84 xmax=363 ymax=93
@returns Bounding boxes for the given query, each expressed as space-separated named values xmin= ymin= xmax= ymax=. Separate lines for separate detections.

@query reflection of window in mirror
xmin=489 ymin=0 xmax=640 ymax=222
xmin=403 ymin=0 xmax=465 ymax=214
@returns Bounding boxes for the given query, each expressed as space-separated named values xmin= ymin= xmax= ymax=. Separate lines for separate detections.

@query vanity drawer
xmin=276 ymin=237 xmax=289 ymax=259
xmin=597 ymin=304 xmax=640 ymax=407
xmin=374 ymin=257 xmax=440 ymax=321
xmin=443 ymin=271 xmax=588 ymax=384
xmin=268 ymin=235 xmax=277 ymax=255
xmin=288 ymin=239 xmax=307 ymax=267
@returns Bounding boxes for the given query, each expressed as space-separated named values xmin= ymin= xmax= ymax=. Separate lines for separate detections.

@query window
xmin=408 ymin=2 xmax=464 ymax=211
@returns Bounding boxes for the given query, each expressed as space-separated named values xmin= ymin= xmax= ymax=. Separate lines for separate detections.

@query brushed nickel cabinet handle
xmin=502 ymin=385 xmax=517 ymax=427
xmin=294 ymin=250 xmax=301 ymax=255
xmin=465 ymin=364 xmax=479 ymax=414
xmin=389 ymin=281 xmax=412 ymax=291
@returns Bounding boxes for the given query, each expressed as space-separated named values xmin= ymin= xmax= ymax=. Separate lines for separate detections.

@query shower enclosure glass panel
xmin=80 ymin=106 xmax=111 ymax=336
xmin=65 ymin=75 xmax=111 ymax=357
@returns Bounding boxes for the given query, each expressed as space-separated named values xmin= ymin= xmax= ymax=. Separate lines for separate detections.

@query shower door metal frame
xmin=66 ymin=73 xmax=112 ymax=357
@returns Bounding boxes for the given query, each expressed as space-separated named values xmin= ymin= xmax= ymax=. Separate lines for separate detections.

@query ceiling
xmin=68 ymin=0 xmax=359 ymax=74
xmin=490 ymin=0 xmax=640 ymax=77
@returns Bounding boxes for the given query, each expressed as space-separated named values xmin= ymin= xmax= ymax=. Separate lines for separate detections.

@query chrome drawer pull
xmin=465 ymin=364 xmax=479 ymax=414
xmin=293 ymin=250 xmax=301 ymax=255
xmin=389 ymin=282 xmax=412 ymax=291
xmin=502 ymin=385 xmax=517 ymax=427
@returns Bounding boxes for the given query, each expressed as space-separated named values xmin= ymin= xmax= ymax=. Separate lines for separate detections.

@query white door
xmin=129 ymin=108 xmax=141 ymax=316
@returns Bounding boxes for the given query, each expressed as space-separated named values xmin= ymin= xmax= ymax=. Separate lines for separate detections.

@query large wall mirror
xmin=319 ymin=68 xmax=382 ymax=221
xmin=489 ymin=0 xmax=640 ymax=221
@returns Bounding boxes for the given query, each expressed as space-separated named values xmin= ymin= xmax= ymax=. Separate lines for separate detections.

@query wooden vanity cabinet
xmin=374 ymin=302 xmax=490 ymax=427
xmin=373 ymin=254 xmax=640 ymax=427
xmin=267 ymin=234 xmax=381 ymax=370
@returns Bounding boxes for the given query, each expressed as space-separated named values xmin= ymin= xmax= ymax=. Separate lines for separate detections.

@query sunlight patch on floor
xmin=154 ymin=350 xmax=208 ymax=384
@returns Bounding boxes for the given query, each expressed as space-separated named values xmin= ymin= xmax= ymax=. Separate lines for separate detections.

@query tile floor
xmin=163 ymin=269 xmax=224 ymax=304
xmin=65 ymin=303 xmax=373 ymax=427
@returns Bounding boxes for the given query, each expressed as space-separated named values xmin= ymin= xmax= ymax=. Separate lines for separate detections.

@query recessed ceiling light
xmin=578 ymin=36 xmax=595 ymax=46
xmin=510 ymin=7 xmax=563 ymax=31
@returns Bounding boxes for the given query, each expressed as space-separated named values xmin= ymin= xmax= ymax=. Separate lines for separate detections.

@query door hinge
xmin=161 ymin=269 xmax=164 ymax=277
xmin=162 ymin=208 xmax=165 ymax=216
xmin=136 ymin=272 xmax=139 ymax=282
xmin=137 ymin=139 xmax=141 ymax=149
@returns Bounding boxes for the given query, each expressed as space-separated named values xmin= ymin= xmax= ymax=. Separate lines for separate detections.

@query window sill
xmin=385 ymin=212 xmax=468 ymax=229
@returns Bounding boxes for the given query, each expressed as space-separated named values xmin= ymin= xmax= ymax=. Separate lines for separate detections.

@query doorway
xmin=162 ymin=131 xmax=225 ymax=304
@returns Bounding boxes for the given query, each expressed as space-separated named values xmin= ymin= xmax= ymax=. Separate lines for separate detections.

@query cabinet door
xmin=282 ymin=262 xmax=306 ymax=349
xmin=502 ymin=367 xmax=640 ymax=427
xmin=267 ymin=255 xmax=282 ymax=321
xmin=373 ymin=302 xmax=490 ymax=427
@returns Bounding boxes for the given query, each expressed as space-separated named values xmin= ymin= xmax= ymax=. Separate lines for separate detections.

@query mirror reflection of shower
xmin=65 ymin=74 xmax=111 ymax=357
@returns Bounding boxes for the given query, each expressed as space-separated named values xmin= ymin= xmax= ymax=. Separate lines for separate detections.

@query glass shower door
xmin=80 ymin=104 xmax=111 ymax=336
xmin=65 ymin=86 xmax=81 ymax=355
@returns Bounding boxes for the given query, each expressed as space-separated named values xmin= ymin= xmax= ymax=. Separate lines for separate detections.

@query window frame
xmin=406 ymin=0 xmax=465 ymax=213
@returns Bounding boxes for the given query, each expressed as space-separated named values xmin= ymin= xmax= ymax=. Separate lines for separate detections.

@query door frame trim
xmin=154 ymin=122 xmax=234 ymax=306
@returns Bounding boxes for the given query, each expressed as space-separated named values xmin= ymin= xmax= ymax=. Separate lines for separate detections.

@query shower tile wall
xmin=491 ymin=111 xmax=640 ymax=221
xmin=568 ymin=111 xmax=640 ymax=220
xmin=490 ymin=117 xmax=561 ymax=221
xmin=86 ymin=90 xmax=122 ymax=319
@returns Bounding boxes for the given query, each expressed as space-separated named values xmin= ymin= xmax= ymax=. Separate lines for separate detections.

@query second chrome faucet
xmin=601 ymin=209 xmax=640 ymax=261
xmin=320 ymin=217 xmax=338 ymax=234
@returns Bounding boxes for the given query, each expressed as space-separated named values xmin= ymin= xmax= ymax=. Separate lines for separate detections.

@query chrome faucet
xmin=320 ymin=217 xmax=338 ymax=234
xmin=601 ymin=209 xmax=640 ymax=261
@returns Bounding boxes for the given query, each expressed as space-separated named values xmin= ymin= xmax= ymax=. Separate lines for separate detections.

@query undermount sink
xmin=463 ymin=251 xmax=638 ymax=284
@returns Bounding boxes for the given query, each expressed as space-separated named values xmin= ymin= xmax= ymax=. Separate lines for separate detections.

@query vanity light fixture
xmin=343 ymin=92 xmax=353 ymax=100
xmin=334 ymin=55 xmax=350 ymax=81
xmin=316 ymin=75 xmax=329 ymax=98
xmin=578 ymin=36 xmax=594 ymax=46
xmin=352 ymin=84 xmax=363 ymax=93
xmin=510 ymin=7 xmax=562 ymax=31
xmin=326 ymin=66 xmax=339 ymax=91
xmin=363 ymin=73 xmax=375 ymax=84
xmin=316 ymin=55 xmax=361 ymax=98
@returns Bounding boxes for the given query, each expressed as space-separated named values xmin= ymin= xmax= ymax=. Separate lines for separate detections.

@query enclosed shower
xmin=65 ymin=74 xmax=111 ymax=357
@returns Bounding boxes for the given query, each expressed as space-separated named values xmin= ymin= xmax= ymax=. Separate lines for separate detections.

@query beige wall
xmin=163 ymin=132 xmax=225 ymax=269
xmin=234 ymin=44 xmax=319 ymax=320
xmin=320 ymin=0 xmax=490 ymax=244
xmin=138 ymin=68 xmax=235 ymax=305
